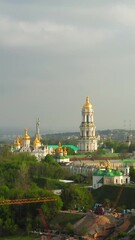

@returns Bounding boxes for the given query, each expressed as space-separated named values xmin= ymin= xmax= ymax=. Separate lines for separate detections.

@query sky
xmin=1 ymin=0 xmax=135 ymax=134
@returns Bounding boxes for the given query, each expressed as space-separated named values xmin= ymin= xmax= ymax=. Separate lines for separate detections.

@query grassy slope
xmin=0 ymin=213 xmax=84 ymax=239
xmin=50 ymin=212 xmax=84 ymax=227
xmin=92 ymin=185 xmax=135 ymax=209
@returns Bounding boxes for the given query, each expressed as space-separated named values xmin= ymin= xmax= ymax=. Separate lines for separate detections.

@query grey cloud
xmin=0 ymin=0 xmax=135 ymax=131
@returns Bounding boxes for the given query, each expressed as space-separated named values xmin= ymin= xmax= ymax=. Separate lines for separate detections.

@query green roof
xmin=105 ymin=171 xmax=115 ymax=177
xmin=48 ymin=145 xmax=58 ymax=149
xmin=113 ymin=169 xmax=123 ymax=176
xmin=48 ymin=145 xmax=78 ymax=151
xmin=93 ymin=169 xmax=104 ymax=176
xmin=121 ymin=159 xmax=135 ymax=162
xmin=62 ymin=145 xmax=78 ymax=151
xmin=93 ymin=169 xmax=124 ymax=177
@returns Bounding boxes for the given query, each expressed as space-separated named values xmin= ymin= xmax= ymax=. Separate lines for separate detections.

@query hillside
xmin=92 ymin=185 xmax=135 ymax=209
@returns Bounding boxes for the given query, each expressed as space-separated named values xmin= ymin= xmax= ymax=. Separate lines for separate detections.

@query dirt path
xmin=118 ymin=217 xmax=130 ymax=231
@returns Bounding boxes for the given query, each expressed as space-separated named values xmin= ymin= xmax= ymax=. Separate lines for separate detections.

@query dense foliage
xmin=130 ymin=166 xmax=135 ymax=182
xmin=101 ymin=140 xmax=135 ymax=154
xmin=92 ymin=185 xmax=135 ymax=209
xmin=61 ymin=184 xmax=93 ymax=211
xmin=0 ymin=150 xmax=65 ymax=236
xmin=0 ymin=148 xmax=93 ymax=237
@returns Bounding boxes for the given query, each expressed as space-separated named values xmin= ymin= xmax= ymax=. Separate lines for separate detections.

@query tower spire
xmin=36 ymin=118 xmax=41 ymax=140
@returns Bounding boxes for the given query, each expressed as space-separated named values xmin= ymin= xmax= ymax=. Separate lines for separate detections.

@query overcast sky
xmin=1 ymin=0 xmax=135 ymax=134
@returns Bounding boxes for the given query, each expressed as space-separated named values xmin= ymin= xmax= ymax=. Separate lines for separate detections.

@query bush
xmin=80 ymin=226 xmax=89 ymax=236
xmin=65 ymin=222 xmax=74 ymax=233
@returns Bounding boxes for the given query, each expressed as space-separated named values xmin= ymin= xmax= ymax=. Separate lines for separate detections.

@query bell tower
xmin=78 ymin=96 xmax=98 ymax=152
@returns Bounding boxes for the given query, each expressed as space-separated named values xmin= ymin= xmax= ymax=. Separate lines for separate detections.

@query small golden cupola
xmin=15 ymin=136 xmax=21 ymax=149
xmin=106 ymin=160 xmax=111 ymax=171
xmin=33 ymin=134 xmax=41 ymax=148
xmin=56 ymin=142 xmax=63 ymax=155
xmin=83 ymin=96 xmax=93 ymax=110
xmin=63 ymin=147 xmax=67 ymax=156
xmin=22 ymin=128 xmax=31 ymax=147
xmin=23 ymin=128 xmax=31 ymax=140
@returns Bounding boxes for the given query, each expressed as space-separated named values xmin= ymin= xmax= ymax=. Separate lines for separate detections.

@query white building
xmin=12 ymin=120 xmax=49 ymax=161
xmin=51 ymin=142 xmax=70 ymax=163
xmin=78 ymin=96 xmax=98 ymax=152
xmin=93 ymin=161 xmax=130 ymax=189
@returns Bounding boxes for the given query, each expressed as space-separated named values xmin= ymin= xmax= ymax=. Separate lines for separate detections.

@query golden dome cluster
xmin=15 ymin=128 xmax=41 ymax=148
xmin=56 ymin=142 xmax=63 ymax=153
xmin=55 ymin=142 xmax=67 ymax=156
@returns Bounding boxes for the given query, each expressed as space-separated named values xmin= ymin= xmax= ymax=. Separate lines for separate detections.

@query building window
xmin=105 ymin=178 xmax=111 ymax=184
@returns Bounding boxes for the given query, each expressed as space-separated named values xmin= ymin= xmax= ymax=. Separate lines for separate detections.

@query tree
xmin=0 ymin=204 xmax=18 ymax=236
xmin=41 ymin=194 xmax=63 ymax=221
xmin=66 ymin=147 xmax=75 ymax=155
xmin=44 ymin=154 xmax=55 ymax=164
xmin=65 ymin=222 xmax=74 ymax=234
xmin=116 ymin=143 xmax=129 ymax=154
xmin=91 ymin=149 xmax=106 ymax=159
xmin=130 ymin=166 xmax=135 ymax=181
xmin=0 ymin=145 xmax=10 ymax=158
xmin=61 ymin=184 xmax=93 ymax=211
xmin=16 ymin=162 xmax=30 ymax=191
xmin=128 ymin=143 xmax=135 ymax=153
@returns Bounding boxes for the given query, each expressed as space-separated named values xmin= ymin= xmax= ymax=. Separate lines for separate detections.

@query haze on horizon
xmin=0 ymin=0 xmax=135 ymax=133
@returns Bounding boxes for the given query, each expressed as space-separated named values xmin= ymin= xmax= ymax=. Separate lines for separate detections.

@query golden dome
xmin=23 ymin=128 xmax=30 ymax=140
xmin=106 ymin=160 xmax=111 ymax=170
xmin=58 ymin=142 xmax=62 ymax=148
xmin=56 ymin=142 xmax=63 ymax=153
xmin=83 ymin=96 xmax=93 ymax=109
xmin=33 ymin=134 xmax=41 ymax=146
xmin=63 ymin=147 xmax=67 ymax=154
xmin=15 ymin=136 xmax=21 ymax=146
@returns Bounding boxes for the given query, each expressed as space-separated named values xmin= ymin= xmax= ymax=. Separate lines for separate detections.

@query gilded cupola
xmin=23 ymin=128 xmax=31 ymax=140
xmin=33 ymin=134 xmax=41 ymax=147
xmin=56 ymin=142 xmax=63 ymax=153
xmin=15 ymin=136 xmax=21 ymax=146
xmin=63 ymin=147 xmax=67 ymax=155
xmin=83 ymin=96 xmax=93 ymax=110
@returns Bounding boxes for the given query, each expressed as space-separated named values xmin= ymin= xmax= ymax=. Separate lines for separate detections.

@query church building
xmin=78 ymin=96 xmax=98 ymax=152
xmin=93 ymin=160 xmax=130 ymax=189
xmin=12 ymin=119 xmax=49 ymax=161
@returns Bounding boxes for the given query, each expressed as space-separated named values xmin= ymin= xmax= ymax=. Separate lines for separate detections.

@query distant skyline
xmin=1 ymin=0 xmax=135 ymax=133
